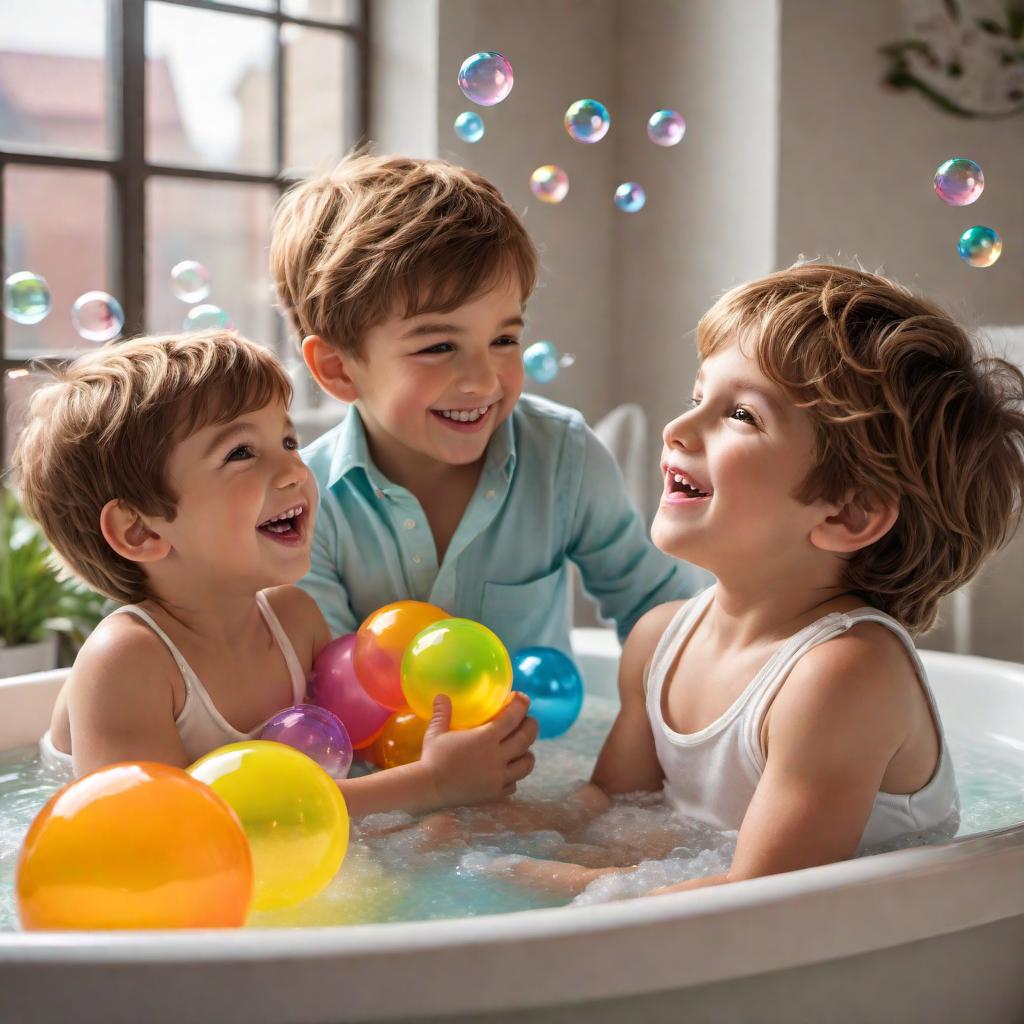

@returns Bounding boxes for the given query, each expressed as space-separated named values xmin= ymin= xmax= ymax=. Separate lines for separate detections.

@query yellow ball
xmin=188 ymin=741 xmax=349 ymax=911
xmin=401 ymin=618 xmax=513 ymax=729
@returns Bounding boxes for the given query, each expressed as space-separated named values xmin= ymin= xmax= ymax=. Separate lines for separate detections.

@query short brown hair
xmin=11 ymin=331 xmax=292 ymax=604
xmin=270 ymin=152 xmax=538 ymax=354
xmin=697 ymin=262 xmax=1024 ymax=634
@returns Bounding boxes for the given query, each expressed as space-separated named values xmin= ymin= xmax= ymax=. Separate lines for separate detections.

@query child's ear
xmin=99 ymin=500 xmax=171 ymax=564
xmin=810 ymin=492 xmax=898 ymax=555
xmin=302 ymin=335 xmax=359 ymax=404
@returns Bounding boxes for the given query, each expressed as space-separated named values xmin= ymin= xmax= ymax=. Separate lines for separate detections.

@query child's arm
xmin=65 ymin=620 xmax=189 ymax=776
xmin=285 ymin=585 xmax=541 ymax=818
xmin=567 ymin=427 xmax=696 ymax=641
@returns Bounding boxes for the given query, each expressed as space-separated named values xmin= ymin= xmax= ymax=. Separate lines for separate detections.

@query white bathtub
xmin=2 ymin=629 xmax=1024 ymax=1024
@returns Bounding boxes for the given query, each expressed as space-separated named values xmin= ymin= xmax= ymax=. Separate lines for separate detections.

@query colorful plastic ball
xmin=308 ymin=634 xmax=392 ymax=749
xmin=934 ymin=158 xmax=984 ymax=206
xmin=3 ymin=271 xmax=51 ymax=325
xmin=564 ymin=99 xmax=610 ymax=143
xmin=458 ymin=51 xmax=513 ymax=106
xmin=188 ymin=741 xmax=349 ymax=911
xmin=524 ymin=340 xmax=560 ymax=383
xmin=170 ymin=259 xmax=211 ymax=302
xmin=511 ymin=647 xmax=584 ymax=739
xmin=17 ymin=762 xmax=253 ymax=930
xmin=614 ymin=182 xmax=646 ymax=213
xmin=647 ymin=109 xmax=686 ymax=147
xmin=71 ymin=291 xmax=124 ymax=342
xmin=401 ymin=618 xmax=513 ymax=730
xmin=374 ymin=711 xmax=428 ymax=769
xmin=957 ymin=225 xmax=1002 ymax=268
xmin=454 ymin=111 xmax=485 ymax=142
xmin=530 ymin=165 xmax=570 ymax=204
xmin=355 ymin=601 xmax=449 ymax=711
xmin=259 ymin=703 xmax=353 ymax=780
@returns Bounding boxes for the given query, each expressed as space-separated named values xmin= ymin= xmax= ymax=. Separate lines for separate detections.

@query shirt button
xmin=485 ymin=489 xmax=496 ymax=500
xmin=412 ymin=554 xmax=422 ymax=564
xmin=404 ymin=518 xmax=416 ymax=530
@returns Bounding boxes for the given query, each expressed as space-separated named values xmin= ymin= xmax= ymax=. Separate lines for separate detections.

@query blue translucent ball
xmin=511 ymin=647 xmax=584 ymax=739
xmin=614 ymin=182 xmax=646 ymax=213
xmin=523 ymin=340 xmax=560 ymax=384
xmin=454 ymin=111 xmax=484 ymax=143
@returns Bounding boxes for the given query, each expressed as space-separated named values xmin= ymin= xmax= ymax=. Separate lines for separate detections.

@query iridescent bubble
xmin=564 ymin=99 xmax=610 ymax=143
xmin=170 ymin=260 xmax=211 ymax=303
xmin=957 ymin=225 xmax=1002 ymax=268
xmin=558 ymin=352 xmax=576 ymax=369
xmin=524 ymin=340 xmax=560 ymax=383
xmin=3 ymin=272 xmax=51 ymax=325
xmin=614 ymin=182 xmax=646 ymax=213
xmin=529 ymin=165 xmax=570 ymax=204
xmin=184 ymin=304 xmax=231 ymax=331
xmin=72 ymin=291 xmax=124 ymax=343
xmin=647 ymin=109 xmax=685 ymax=146
xmin=935 ymin=158 xmax=984 ymax=206
xmin=458 ymin=52 xmax=513 ymax=106
xmin=454 ymin=111 xmax=485 ymax=143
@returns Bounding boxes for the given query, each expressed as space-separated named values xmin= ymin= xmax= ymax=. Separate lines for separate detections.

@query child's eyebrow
xmin=401 ymin=315 xmax=525 ymax=339
xmin=202 ymin=417 xmax=296 ymax=457
xmin=694 ymin=371 xmax=784 ymax=416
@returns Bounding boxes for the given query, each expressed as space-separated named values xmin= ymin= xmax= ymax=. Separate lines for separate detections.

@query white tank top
xmin=40 ymin=591 xmax=307 ymax=774
xmin=646 ymin=587 xmax=960 ymax=854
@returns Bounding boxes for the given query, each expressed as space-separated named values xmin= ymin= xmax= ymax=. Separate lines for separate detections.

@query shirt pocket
xmin=481 ymin=567 xmax=569 ymax=651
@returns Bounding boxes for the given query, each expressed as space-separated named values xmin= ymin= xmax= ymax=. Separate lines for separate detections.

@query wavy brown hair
xmin=11 ymin=331 xmax=292 ymax=604
xmin=697 ymin=263 xmax=1024 ymax=634
xmin=270 ymin=152 xmax=538 ymax=354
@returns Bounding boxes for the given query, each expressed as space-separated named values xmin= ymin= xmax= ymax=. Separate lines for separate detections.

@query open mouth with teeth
xmin=431 ymin=403 xmax=495 ymax=429
xmin=666 ymin=470 xmax=712 ymax=501
xmin=257 ymin=504 xmax=307 ymax=544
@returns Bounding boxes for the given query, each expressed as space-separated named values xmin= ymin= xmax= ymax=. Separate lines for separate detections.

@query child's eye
xmin=730 ymin=407 xmax=758 ymax=426
xmin=417 ymin=342 xmax=454 ymax=355
xmin=225 ymin=444 xmax=254 ymax=463
xmin=283 ymin=435 xmax=299 ymax=452
xmin=494 ymin=336 xmax=520 ymax=347
xmin=688 ymin=396 xmax=701 ymax=409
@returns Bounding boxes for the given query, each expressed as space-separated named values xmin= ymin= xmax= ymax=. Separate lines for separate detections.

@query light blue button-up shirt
xmin=299 ymin=394 xmax=697 ymax=655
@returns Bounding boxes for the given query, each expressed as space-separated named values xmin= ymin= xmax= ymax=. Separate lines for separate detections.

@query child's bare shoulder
xmin=66 ymin=613 xmax=178 ymax=708
xmin=619 ymin=599 xmax=691 ymax=698
xmin=261 ymin=585 xmax=330 ymax=668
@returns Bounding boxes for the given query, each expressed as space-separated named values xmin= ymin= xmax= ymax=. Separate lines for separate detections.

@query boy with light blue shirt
xmin=270 ymin=153 xmax=695 ymax=655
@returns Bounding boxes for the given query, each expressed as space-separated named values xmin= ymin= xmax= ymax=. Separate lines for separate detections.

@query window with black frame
xmin=0 ymin=0 xmax=367 ymax=463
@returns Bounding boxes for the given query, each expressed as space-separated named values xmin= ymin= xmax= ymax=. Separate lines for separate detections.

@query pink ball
xmin=308 ymin=634 xmax=391 ymax=749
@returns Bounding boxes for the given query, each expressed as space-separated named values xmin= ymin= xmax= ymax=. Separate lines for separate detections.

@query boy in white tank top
xmin=427 ymin=263 xmax=1024 ymax=897
xmin=12 ymin=331 xmax=536 ymax=816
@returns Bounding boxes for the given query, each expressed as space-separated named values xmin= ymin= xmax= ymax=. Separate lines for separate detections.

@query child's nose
xmin=663 ymin=410 xmax=702 ymax=450
xmin=458 ymin=353 xmax=499 ymax=394
xmin=275 ymin=451 xmax=309 ymax=488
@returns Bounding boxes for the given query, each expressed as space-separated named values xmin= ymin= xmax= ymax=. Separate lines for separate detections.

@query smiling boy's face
xmin=312 ymin=277 xmax=527 ymax=483
xmin=653 ymin=338 xmax=836 ymax=577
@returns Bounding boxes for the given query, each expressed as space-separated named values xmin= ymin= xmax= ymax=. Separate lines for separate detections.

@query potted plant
xmin=0 ymin=486 xmax=105 ymax=676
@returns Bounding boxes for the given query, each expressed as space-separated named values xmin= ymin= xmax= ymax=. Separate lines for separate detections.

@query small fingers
xmin=502 ymin=715 xmax=539 ymax=758
xmin=501 ymin=781 xmax=518 ymax=797
xmin=506 ymin=750 xmax=535 ymax=783
xmin=487 ymin=692 xmax=530 ymax=739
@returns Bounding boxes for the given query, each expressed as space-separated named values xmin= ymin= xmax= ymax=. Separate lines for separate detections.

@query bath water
xmin=1 ymin=693 xmax=1022 ymax=931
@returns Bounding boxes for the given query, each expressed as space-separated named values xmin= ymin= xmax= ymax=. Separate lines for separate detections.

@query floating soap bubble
xmin=170 ymin=260 xmax=211 ymax=303
xmin=458 ymin=52 xmax=513 ymax=106
xmin=957 ymin=225 xmax=1002 ymax=268
xmin=3 ymin=272 xmax=51 ymax=325
xmin=934 ymin=158 xmax=984 ymax=206
xmin=524 ymin=340 xmax=560 ymax=383
xmin=72 ymin=291 xmax=124 ymax=342
xmin=564 ymin=99 xmax=610 ymax=143
xmin=184 ymin=304 xmax=231 ymax=331
xmin=614 ymin=182 xmax=646 ymax=213
xmin=558 ymin=352 xmax=576 ymax=369
xmin=647 ymin=109 xmax=685 ymax=146
xmin=529 ymin=165 xmax=570 ymax=204
xmin=454 ymin=111 xmax=485 ymax=142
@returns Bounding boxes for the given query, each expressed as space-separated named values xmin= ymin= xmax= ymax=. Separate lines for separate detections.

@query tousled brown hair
xmin=697 ymin=262 xmax=1024 ymax=634
xmin=270 ymin=152 xmax=538 ymax=354
xmin=11 ymin=331 xmax=292 ymax=604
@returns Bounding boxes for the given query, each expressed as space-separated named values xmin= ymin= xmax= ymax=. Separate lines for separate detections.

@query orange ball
xmin=375 ymin=711 xmax=428 ymax=769
xmin=354 ymin=601 xmax=448 ymax=710
xmin=17 ymin=762 xmax=253 ymax=930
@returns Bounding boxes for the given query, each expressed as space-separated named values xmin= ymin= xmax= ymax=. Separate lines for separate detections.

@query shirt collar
xmin=326 ymin=404 xmax=518 ymax=489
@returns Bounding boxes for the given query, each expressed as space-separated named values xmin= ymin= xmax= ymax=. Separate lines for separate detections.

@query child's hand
xmin=419 ymin=692 xmax=538 ymax=810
